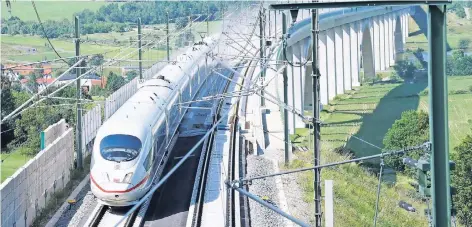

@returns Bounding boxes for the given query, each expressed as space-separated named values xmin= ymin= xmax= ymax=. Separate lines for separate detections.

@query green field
xmin=1 ymin=0 xmax=112 ymax=21
xmin=1 ymin=19 xmax=222 ymax=65
xmin=407 ymin=11 xmax=472 ymax=51
xmin=288 ymin=75 xmax=472 ymax=226
xmin=1 ymin=34 xmax=167 ymax=64
xmin=1 ymin=151 xmax=30 ymax=183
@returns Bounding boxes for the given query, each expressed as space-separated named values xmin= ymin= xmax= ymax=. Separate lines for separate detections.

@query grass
xmin=1 ymin=19 xmax=222 ymax=65
xmin=286 ymin=128 xmax=427 ymax=226
xmin=1 ymin=34 xmax=166 ymax=64
xmin=1 ymin=1 xmax=113 ymax=21
xmin=0 ymin=150 xmax=31 ymax=183
xmin=286 ymin=74 xmax=472 ymax=226
xmin=406 ymin=11 xmax=472 ymax=51
xmin=418 ymin=76 xmax=472 ymax=152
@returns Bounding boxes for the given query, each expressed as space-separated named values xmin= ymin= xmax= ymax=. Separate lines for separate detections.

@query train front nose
xmin=91 ymin=176 xmax=146 ymax=206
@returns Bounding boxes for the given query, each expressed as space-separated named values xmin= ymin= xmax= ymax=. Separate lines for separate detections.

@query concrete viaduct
xmin=274 ymin=5 xmax=414 ymax=132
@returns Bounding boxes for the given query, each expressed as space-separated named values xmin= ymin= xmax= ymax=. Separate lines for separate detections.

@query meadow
xmin=287 ymin=75 xmax=472 ymax=226
xmin=1 ymin=1 xmax=112 ymax=21
xmin=406 ymin=10 xmax=472 ymax=51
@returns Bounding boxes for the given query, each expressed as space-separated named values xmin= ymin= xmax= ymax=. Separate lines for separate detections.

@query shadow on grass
xmin=344 ymin=79 xmax=428 ymax=183
xmin=411 ymin=5 xmax=451 ymax=51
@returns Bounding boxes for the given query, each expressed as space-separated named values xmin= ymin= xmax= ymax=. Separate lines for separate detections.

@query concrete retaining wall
xmin=0 ymin=128 xmax=75 ymax=227
xmin=42 ymin=119 xmax=67 ymax=149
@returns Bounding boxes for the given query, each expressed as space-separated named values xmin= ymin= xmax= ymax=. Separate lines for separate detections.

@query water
xmin=408 ymin=51 xmax=472 ymax=62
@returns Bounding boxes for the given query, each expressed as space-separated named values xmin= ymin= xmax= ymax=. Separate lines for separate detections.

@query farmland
xmin=1 ymin=1 xmax=112 ymax=21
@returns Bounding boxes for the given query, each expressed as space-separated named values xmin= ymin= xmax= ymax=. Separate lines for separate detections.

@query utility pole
xmin=311 ymin=7 xmax=322 ymax=227
xmin=138 ymin=17 xmax=142 ymax=80
xmin=282 ymin=12 xmax=291 ymax=165
xmin=74 ymin=16 xmax=83 ymax=170
xmin=166 ymin=12 xmax=170 ymax=62
xmin=428 ymin=5 xmax=452 ymax=227
xmin=259 ymin=9 xmax=266 ymax=106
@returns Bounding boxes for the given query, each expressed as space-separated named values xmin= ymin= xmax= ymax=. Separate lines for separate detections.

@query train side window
xmin=144 ymin=147 xmax=153 ymax=171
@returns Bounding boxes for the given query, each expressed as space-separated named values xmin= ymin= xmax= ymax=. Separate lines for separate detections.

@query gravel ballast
xmin=246 ymin=155 xmax=286 ymax=227
xmin=55 ymin=182 xmax=97 ymax=227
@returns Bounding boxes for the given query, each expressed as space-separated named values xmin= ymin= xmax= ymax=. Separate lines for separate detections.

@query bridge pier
xmin=286 ymin=47 xmax=296 ymax=134
xmin=388 ymin=14 xmax=395 ymax=66
xmin=342 ymin=25 xmax=352 ymax=91
xmin=350 ymin=22 xmax=360 ymax=87
xmin=326 ymin=29 xmax=336 ymax=100
xmin=319 ymin=31 xmax=329 ymax=105
xmin=380 ymin=15 xmax=386 ymax=71
xmin=334 ymin=26 xmax=344 ymax=95
xmin=282 ymin=5 xmax=412 ymax=122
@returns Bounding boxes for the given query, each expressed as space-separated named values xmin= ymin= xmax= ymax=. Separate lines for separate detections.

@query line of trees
xmin=447 ymin=50 xmax=472 ymax=76
xmin=1 ymin=1 xmax=223 ymax=37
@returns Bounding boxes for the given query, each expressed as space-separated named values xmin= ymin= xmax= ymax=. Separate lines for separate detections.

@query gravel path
xmin=246 ymin=155 xmax=286 ymax=227
xmin=281 ymin=171 xmax=314 ymax=225
xmin=55 ymin=182 xmax=97 ymax=227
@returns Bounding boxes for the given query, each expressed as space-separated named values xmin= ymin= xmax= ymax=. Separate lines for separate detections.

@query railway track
xmin=189 ymin=65 xmax=242 ymax=227
xmin=87 ymin=205 xmax=139 ymax=227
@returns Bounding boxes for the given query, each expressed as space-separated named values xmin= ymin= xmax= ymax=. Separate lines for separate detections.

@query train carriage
xmin=90 ymin=35 xmax=220 ymax=207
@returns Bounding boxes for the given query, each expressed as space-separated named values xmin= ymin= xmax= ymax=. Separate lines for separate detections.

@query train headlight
xmin=123 ymin=172 xmax=133 ymax=183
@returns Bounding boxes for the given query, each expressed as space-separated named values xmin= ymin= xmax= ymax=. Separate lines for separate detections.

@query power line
xmin=31 ymin=0 xmax=69 ymax=65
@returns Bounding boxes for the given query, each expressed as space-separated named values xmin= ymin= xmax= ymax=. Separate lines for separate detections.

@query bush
xmin=452 ymin=135 xmax=472 ymax=226
xmin=459 ymin=38 xmax=471 ymax=50
xmin=383 ymin=110 xmax=429 ymax=176
xmin=390 ymin=71 xmax=402 ymax=82
xmin=449 ymin=89 xmax=469 ymax=95
xmin=393 ymin=60 xmax=417 ymax=80
xmin=419 ymin=89 xmax=429 ymax=96
xmin=456 ymin=6 xmax=467 ymax=18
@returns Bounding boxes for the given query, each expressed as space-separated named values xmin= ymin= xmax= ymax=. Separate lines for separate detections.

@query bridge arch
xmin=360 ymin=20 xmax=375 ymax=81
xmin=394 ymin=14 xmax=404 ymax=59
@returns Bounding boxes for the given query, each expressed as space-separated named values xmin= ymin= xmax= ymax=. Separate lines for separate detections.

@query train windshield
xmin=100 ymin=134 xmax=142 ymax=162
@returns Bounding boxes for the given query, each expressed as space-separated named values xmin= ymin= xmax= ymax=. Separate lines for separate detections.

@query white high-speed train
xmin=90 ymin=35 xmax=220 ymax=207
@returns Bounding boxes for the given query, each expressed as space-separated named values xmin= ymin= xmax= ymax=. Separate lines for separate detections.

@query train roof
xmin=95 ymin=35 xmax=220 ymax=143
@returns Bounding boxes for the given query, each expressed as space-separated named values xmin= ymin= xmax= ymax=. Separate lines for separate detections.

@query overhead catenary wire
xmin=31 ymin=0 xmax=69 ymax=65
xmin=239 ymin=142 xmax=431 ymax=183
xmin=4 ymin=11 xmax=215 ymax=122
xmin=1 ymin=59 xmax=85 ymax=123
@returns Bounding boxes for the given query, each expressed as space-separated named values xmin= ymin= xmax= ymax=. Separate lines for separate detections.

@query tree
xmin=1 ymin=76 xmax=16 ymax=148
xmin=456 ymin=6 xmax=467 ymax=18
xmin=452 ymin=135 xmax=472 ymax=226
xmin=393 ymin=60 xmax=417 ymax=81
xmin=383 ymin=110 xmax=429 ymax=176
xmin=175 ymin=17 xmax=188 ymax=30
xmin=89 ymin=85 xmax=108 ymax=97
xmin=459 ymin=38 xmax=471 ymax=50
xmin=126 ymin=70 xmax=138 ymax=81
xmin=105 ymin=71 xmax=126 ymax=92
xmin=89 ymin=54 xmax=105 ymax=66
xmin=27 ymin=73 xmax=38 ymax=93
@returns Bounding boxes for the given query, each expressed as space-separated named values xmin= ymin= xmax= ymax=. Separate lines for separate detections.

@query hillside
xmin=1 ymin=1 xmax=111 ymax=21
